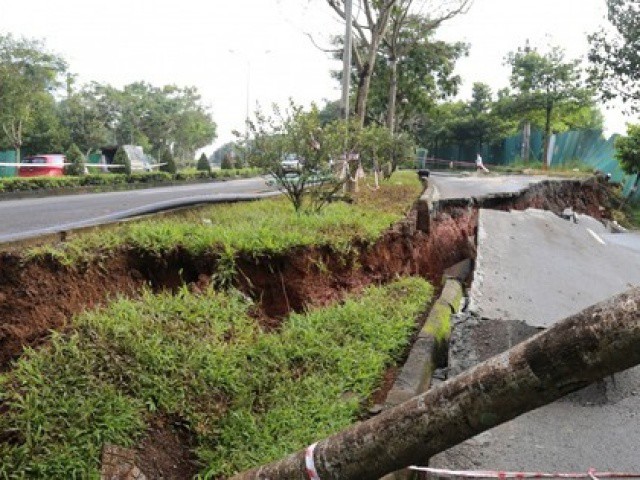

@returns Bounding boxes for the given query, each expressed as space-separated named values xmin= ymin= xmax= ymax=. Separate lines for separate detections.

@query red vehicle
xmin=18 ymin=154 xmax=66 ymax=177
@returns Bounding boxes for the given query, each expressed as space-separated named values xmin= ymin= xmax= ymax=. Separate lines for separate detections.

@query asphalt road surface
xmin=432 ymin=207 xmax=640 ymax=473
xmin=429 ymin=171 xmax=550 ymax=200
xmin=0 ymin=177 xmax=277 ymax=243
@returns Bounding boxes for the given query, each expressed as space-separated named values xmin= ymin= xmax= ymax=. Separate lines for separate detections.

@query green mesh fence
xmin=429 ymin=129 xmax=638 ymax=199
xmin=0 ymin=150 xmax=17 ymax=177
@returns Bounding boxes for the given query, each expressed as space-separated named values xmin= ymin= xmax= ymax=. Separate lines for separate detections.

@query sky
xmin=0 ymin=0 xmax=634 ymax=155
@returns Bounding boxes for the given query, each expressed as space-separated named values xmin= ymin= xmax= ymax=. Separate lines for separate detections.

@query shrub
xmin=197 ymin=153 xmax=211 ymax=173
xmin=160 ymin=149 xmax=177 ymax=174
xmin=64 ymin=144 xmax=86 ymax=176
xmin=113 ymin=147 xmax=131 ymax=176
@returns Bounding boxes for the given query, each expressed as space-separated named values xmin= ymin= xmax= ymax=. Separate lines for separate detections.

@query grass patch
xmin=0 ymin=276 xmax=433 ymax=478
xmin=628 ymin=203 xmax=640 ymax=228
xmin=492 ymin=159 xmax=594 ymax=177
xmin=26 ymin=171 xmax=422 ymax=265
xmin=612 ymin=200 xmax=640 ymax=229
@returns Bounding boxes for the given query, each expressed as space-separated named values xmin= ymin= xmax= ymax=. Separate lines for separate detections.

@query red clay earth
xmin=0 ymin=177 xmax=615 ymax=478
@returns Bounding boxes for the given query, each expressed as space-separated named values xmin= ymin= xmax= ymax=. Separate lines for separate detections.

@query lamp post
xmin=228 ymin=49 xmax=271 ymax=167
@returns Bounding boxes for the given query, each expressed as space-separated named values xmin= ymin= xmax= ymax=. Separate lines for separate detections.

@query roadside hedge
xmin=0 ymin=169 xmax=262 ymax=193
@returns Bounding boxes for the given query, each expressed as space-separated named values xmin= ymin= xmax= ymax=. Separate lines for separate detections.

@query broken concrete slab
xmin=602 ymin=231 xmax=640 ymax=253
xmin=428 ymin=173 xmax=551 ymax=201
xmin=432 ymin=208 xmax=640 ymax=474
xmin=469 ymin=208 xmax=640 ymax=328
xmin=443 ymin=258 xmax=473 ymax=283
xmin=447 ymin=313 xmax=540 ymax=377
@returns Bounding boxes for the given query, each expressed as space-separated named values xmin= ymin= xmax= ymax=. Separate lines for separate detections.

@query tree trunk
xmin=521 ymin=121 xmax=530 ymax=165
xmin=355 ymin=60 xmax=373 ymax=128
xmin=386 ymin=57 xmax=398 ymax=132
xmin=541 ymin=103 xmax=552 ymax=170
xmin=231 ymin=287 xmax=640 ymax=480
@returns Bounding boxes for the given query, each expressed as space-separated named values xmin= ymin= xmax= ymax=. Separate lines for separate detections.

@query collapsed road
xmin=429 ymin=174 xmax=640 ymax=472
xmin=227 ymin=172 xmax=640 ymax=479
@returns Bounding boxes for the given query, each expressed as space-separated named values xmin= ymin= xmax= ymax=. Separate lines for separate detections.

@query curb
xmin=415 ymin=179 xmax=439 ymax=233
xmin=384 ymin=277 xmax=463 ymax=407
xmin=381 ymin=278 xmax=463 ymax=480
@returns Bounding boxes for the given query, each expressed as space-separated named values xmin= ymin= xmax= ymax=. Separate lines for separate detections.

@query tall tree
xmin=448 ymin=83 xmax=515 ymax=149
xmin=327 ymin=0 xmax=399 ymax=126
xmin=86 ymin=82 xmax=217 ymax=161
xmin=327 ymin=0 xmax=470 ymax=128
xmin=0 ymin=34 xmax=67 ymax=161
xmin=506 ymin=44 xmax=593 ymax=168
xmin=382 ymin=1 xmax=471 ymax=132
xmin=58 ymin=84 xmax=113 ymax=155
xmin=365 ymin=18 xmax=467 ymax=133
xmin=588 ymin=0 xmax=640 ymax=113
xmin=615 ymin=123 xmax=640 ymax=200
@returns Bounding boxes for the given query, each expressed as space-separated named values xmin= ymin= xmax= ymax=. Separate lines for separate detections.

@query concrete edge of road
xmin=380 ymin=276 xmax=464 ymax=480
xmin=0 ymin=191 xmax=281 ymax=248
xmin=383 ymin=277 xmax=464 ymax=409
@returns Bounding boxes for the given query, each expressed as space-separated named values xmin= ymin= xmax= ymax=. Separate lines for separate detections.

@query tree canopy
xmin=0 ymin=34 xmax=67 ymax=160
xmin=588 ymin=0 xmax=640 ymax=112
xmin=326 ymin=0 xmax=470 ymax=126
xmin=0 ymin=33 xmax=217 ymax=164
xmin=616 ymin=124 xmax=640 ymax=177
xmin=504 ymin=44 xmax=596 ymax=165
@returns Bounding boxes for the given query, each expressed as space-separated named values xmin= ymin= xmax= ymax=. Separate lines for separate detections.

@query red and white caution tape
xmin=409 ymin=467 xmax=640 ymax=479
xmin=305 ymin=442 xmax=321 ymax=480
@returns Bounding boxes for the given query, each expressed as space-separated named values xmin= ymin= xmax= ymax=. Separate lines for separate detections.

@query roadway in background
xmin=0 ymin=177 xmax=278 ymax=243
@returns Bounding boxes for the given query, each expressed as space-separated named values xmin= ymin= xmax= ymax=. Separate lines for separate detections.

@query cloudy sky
xmin=0 ymin=0 xmax=632 ymax=154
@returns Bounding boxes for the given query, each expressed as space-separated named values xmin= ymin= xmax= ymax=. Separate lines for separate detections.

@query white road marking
xmin=587 ymin=228 xmax=606 ymax=245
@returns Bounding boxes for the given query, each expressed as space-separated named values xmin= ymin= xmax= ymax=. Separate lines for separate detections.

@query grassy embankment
xmin=27 ymin=171 xmax=423 ymax=266
xmin=1 ymin=171 xmax=433 ymax=478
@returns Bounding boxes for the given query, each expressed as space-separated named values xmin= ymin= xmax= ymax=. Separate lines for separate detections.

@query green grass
xmin=0 ymin=277 xmax=433 ymax=478
xmin=615 ymin=201 xmax=640 ymax=229
xmin=26 ymin=171 xmax=422 ymax=265
xmin=492 ymin=158 xmax=594 ymax=176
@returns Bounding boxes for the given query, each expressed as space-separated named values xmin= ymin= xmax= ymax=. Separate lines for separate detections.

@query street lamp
xmin=228 ymin=49 xmax=271 ymax=166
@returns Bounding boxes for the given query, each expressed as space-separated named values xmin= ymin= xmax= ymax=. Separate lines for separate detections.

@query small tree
xmin=588 ymin=0 xmax=640 ymax=113
xmin=197 ymin=152 xmax=211 ymax=173
xmin=359 ymin=125 xmax=415 ymax=180
xmin=113 ymin=146 xmax=131 ymax=175
xmin=244 ymin=102 xmax=349 ymax=213
xmin=221 ymin=151 xmax=235 ymax=170
xmin=64 ymin=143 xmax=86 ymax=176
xmin=615 ymin=123 xmax=640 ymax=202
xmin=160 ymin=149 xmax=177 ymax=174
xmin=506 ymin=44 xmax=592 ymax=169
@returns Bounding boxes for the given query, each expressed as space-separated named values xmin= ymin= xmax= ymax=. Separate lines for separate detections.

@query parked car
xmin=18 ymin=154 xmax=66 ymax=177
xmin=281 ymin=154 xmax=302 ymax=172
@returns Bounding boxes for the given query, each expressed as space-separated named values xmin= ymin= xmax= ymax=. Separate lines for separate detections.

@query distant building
xmin=90 ymin=145 xmax=158 ymax=172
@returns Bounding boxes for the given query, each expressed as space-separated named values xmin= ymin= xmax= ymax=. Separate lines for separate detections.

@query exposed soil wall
xmin=0 ymin=217 xmax=475 ymax=369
